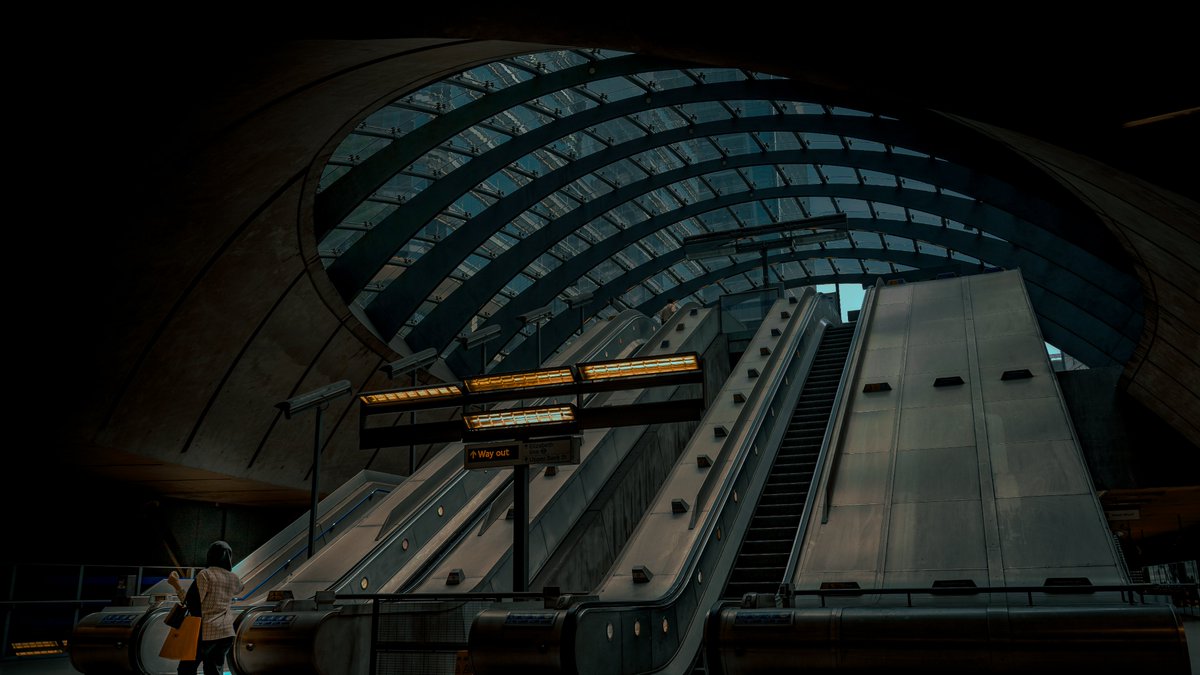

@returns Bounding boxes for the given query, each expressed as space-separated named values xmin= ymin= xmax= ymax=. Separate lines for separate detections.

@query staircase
xmin=722 ymin=323 xmax=856 ymax=598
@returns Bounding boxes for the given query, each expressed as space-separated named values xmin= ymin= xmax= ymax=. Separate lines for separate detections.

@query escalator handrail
xmin=817 ymin=279 xmax=884 ymax=526
xmin=562 ymin=290 xmax=816 ymax=601
xmin=331 ymin=309 xmax=656 ymax=595
xmin=689 ymin=288 xmax=817 ymax=531
xmin=401 ymin=309 xmax=676 ymax=592
xmin=235 ymin=486 xmax=392 ymax=601
xmin=781 ymin=283 xmax=880 ymax=582
xmin=553 ymin=289 xmax=819 ymax=673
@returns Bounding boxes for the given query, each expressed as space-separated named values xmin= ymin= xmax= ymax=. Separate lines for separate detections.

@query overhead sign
xmin=464 ymin=436 xmax=581 ymax=470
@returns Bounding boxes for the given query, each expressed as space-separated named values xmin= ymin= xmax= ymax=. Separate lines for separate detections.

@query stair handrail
xmin=810 ymin=281 xmax=881 ymax=532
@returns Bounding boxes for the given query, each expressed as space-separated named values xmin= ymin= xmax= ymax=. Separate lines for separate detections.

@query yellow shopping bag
xmin=159 ymin=615 xmax=201 ymax=660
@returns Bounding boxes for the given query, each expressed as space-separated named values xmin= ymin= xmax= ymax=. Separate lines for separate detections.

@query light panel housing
xmin=463 ymin=367 xmax=574 ymax=393
xmin=464 ymin=405 xmax=576 ymax=431
xmin=360 ymin=384 xmax=462 ymax=407
xmin=579 ymin=354 xmax=700 ymax=382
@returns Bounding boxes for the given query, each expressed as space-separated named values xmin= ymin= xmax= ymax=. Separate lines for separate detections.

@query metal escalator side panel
xmin=326 ymin=311 xmax=659 ymax=597
xmin=466 ymin=290 xmax=844 ymax=675
xmin=408 ymin=306 xmax=718 ymax=594
xmin=706 ymin=604 xmax=1190 ymax=675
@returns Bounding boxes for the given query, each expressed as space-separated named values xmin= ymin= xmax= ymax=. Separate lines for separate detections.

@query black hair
xmin=206 ymin=540 xmax=234 ymax=571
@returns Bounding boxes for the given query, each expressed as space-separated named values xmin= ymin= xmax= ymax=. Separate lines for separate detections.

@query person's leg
xmin=177 ymin=645 xmax=201 ymax=675
xmin=200 ymin=636 xmax=233 ymax=674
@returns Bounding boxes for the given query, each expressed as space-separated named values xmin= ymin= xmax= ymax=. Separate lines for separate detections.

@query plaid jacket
xmin=196 ymin=567 xmax=243 ymax=641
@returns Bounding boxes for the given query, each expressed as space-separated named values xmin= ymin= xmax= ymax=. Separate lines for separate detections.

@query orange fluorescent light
xmin=463 ymin=367 xmax=575 ymax=393
xmin=579 ymin=354 xmax=699 ymax=381
xmin=463 ymin=405 xmax=576 ymax=431
xmin=360 ymin=384 xmax=462 ymax=406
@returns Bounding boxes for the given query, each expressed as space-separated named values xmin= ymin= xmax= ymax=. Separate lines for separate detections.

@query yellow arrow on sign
xmin=469 ymin=450 xmax=477 ymax=459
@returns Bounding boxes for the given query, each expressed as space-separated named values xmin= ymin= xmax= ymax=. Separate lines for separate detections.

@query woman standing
xmin=167 ymin=541 xmax=243 ymax=674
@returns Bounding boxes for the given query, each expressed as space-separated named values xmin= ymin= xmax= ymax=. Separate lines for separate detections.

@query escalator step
xmin=740 ymin=538 xmax=794 ymax=554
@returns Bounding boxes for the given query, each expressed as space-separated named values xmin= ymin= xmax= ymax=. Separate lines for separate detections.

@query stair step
xmin=740 ymin=538 xmax=794 ymax=555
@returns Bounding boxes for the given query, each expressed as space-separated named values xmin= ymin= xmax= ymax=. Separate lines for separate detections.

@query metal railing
xmin=1 ymin=563 xmax=199 ymax=660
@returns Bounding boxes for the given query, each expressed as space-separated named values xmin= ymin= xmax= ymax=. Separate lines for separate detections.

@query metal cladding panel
xmin=990 ymin=440 xmax=1092 ymax=498
xmin=910 ymin=290 xmax=963 ymax=323
xmin=829 ymin=452 xmax=891 ymax=507
xmin=983 ymin=397 xmax=1072 ymax=445
xmin=975 ymin=331 xmax=1048 ymax=367
xmin=842 ymin=409 xmax=897 ymax=454
xmin=908 ymin=317 xmax=966 ymax=345
xmin=904 ymin=340 xmax=968 ymax=375
xmin=969 ymin=271 xmax=1031 ymax=314
xmin=901 ymin=373 xmax=972 ymax=409
xmin=995 ymin=495 xmax=1122 ymax=570
xmin=875 ymin=283 xmax=913 ymax=304
xmin=886 ymin=500 xmax=989 ymax=571
xmin=979 ymin=362 xmax=1057 ymax=402
xmin=866 ymin=304 xmax=911 ymax=350
xmin=973 ymin=308 xmax=1037 ymax=338
xmin=857 ymin=346 xmax=904 ymax=380
xmin=897 ymin=404 xmax=976 ymax=450
xmin=881 ymin=568 xmax=991 ymax=591
xmin=911 ymin=276 xmax=965 ymax=302
xmin=892 ymin=447 xmax=981 ymax=503
xmin=797 ymin=504 xmax=886 ymax=577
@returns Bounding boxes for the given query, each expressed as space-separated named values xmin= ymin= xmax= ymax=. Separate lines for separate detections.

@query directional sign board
xmin=464 ymin=436 xmax=580 ymax=470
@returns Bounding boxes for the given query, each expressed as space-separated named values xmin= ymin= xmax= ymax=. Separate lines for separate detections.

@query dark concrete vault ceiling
xmin=20 ymin=28 xmax=1197 ymax=508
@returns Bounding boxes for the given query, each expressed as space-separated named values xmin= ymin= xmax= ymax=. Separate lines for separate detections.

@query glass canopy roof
xmin=313 ymin=48 xmax=1143 ymax=374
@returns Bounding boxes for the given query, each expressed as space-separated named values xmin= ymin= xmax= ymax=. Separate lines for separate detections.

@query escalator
xmin=723 ymin=325 xmax=854 ymax=599
xmin=468 ymin=288 xmax=853 ymax=675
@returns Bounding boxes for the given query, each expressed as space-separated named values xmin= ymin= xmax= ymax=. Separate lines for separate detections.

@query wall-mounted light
xmin=275 ymin=380 xmax=352 ymax=419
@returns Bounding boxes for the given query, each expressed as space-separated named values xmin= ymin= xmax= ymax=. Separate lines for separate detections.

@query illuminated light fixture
xmin=544 ymin=465 xmax=558 ymax=477
xmin=360 ymin=384 xmax=462 ymax=406
xmin=578 ymin=354 xmax=699 ymax=382
xmin=463 ymin=367 xmax=574 ymax=393
xmin=632 ymin=565 xmax=654 ymax=583
xmin=862 ymin=382 xmax=892 ymax=393
xmin=13 ymin=640 xmax=63 ymax=656
xmin=446 ymin=569 xmax=466 ymax=585
xmin=463 ymin=404 xmax=576 ymax=431
xmin=1121 ymin=105 xmax=1200 ymax=128
xmin=1001 ymin=368 xmax=1034 ymax=381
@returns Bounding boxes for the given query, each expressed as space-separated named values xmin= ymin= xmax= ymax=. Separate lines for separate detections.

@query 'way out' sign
xmin=464 ymin=436 xmax=580 ymax=469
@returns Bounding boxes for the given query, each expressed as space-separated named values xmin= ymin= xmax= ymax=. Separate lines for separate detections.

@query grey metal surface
xmin=234 ymin=470 xmax=402 ymax=603
xmin=707 ymin=604 xmax=1191 ymax=675
xmin=404 ymin=304 xmax=717 ymax=594
xmin=468 ymin=290 xmax=842 ymax=675
xmin=792 ymin=270 xmax=1126 ymax=599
